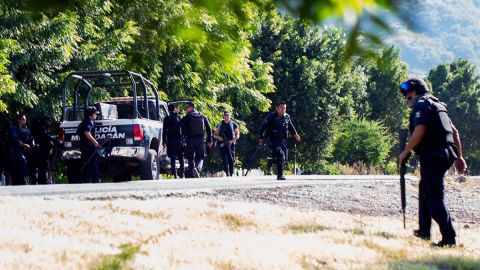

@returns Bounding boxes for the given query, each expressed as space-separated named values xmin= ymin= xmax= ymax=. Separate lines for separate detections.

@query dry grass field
xmin=0 ymin=196 xmax=478 ymax=270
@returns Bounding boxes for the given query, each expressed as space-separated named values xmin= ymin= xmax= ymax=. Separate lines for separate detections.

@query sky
xmin=385 ymin=0 xmax=480 ymax=75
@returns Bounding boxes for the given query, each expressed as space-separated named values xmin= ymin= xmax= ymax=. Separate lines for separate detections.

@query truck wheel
xmin=66 ymin=160 xmax=83 ymax=184
xmin=140 ymin=149 xmax=159 ymax=180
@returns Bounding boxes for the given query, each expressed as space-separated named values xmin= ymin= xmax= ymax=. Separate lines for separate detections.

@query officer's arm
xmin=214 ymin=128 xmax=222 ymax=142
xmin=259 ymin=117 xmax=269 ymax=139
xmin=162 ymin=120 xmax=168 ymax=146
xmin=452 ymin=124 xmax=467 ymax=173
xmin=204 ymin=117 xmax=213 ymax=144
xmin=234 ymin=127 xmax=240 ymax=142
xmin=10 ymin=127 xmax=23 ymax=147
xmin=402 ymin=125 xmax=426 ymax=155
xmin=288 ymin=120 xmax=298 ymax=136
xmin=84 ymin=131 xmax=99 ymax=148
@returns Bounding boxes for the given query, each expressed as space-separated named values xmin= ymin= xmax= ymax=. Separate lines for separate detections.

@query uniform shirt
xmin=181 ymin=111 xmax=212 ymax=143
xmin=162 ymin=112 xmax=182 ymax=144
xmin=77 ymin=119 xmax=95 ymax=147
xmin=217 ymin=120 xmax=238 ymax=141
xmin=10 ymin=125 xmax=33 ymax=150
xmin=259 ymin=112 xmax=298 ymax=141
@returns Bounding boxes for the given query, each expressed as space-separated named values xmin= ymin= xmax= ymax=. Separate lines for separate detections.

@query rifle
xmin=80 ymin=138 xmax=112 ymax=172
xmin=398 ymin=129 xmax=411 ymax=229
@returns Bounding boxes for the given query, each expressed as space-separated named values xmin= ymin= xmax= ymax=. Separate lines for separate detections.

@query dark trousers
xmin=81 ymin=144 xmax=99 ymax=183
xmin=270 ymin=140 xmax=287 ymax=177
xmin=0 ymin=150 xmax=11 ymax=185
xmin=11 ymin=149 xmax=27 ymax=185
xmin=167 ymin=140 xmax=185 ymax=178
xmin=220 ymin=144 xmax=235 ymax=176
xmin=185 ymin=137 xmax=205 ymax=177
xmin=418 ymin=147 xmax=456 ymax=242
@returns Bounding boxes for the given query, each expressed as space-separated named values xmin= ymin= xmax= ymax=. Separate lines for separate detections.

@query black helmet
xmin=85 ymin=107 xmax=100 ymax=117
xmin=399 ymin=77 xmax=429 ymax=95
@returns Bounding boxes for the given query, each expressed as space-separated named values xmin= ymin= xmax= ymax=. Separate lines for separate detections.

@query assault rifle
xmin=398 ymin=129 xmax=411 ymax=229
xmin=80 ymin=137 xmax=112 ymax=172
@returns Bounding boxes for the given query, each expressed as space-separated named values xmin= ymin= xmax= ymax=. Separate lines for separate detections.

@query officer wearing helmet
xmin=398 ymin=77 xmax=467 ymax=247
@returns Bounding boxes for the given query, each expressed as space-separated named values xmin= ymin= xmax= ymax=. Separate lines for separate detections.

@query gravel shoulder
xmin=173 ymin=176 xmax=480 ymax=224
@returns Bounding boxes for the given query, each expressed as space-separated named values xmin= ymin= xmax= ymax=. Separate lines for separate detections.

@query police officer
xmin=77 ymin=107 xmax=101 ymax=183
xmin=181 ymin=102 xmax=213 ymax=178
xmin=214 ymin=111 xmax=239 ymax=177
xmin=31 ymin=116 xmax=55 ymax=184
xmin=398 ymin=77 xmax=467 ymax=247
xmin=9 ymin=114 xmax=35 ymax=185
xmin=259 ymin=102 xmax=301 ymax=180
xmin=163 ymin=104 xmax=185 ymax=178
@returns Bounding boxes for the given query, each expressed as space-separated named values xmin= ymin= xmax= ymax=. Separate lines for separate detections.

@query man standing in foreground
xmin=77 ymin=107 xmax=101 ymax=183
xmin=181 ymin=102 xmax=213 ymax=178
xmin=398 ymin=77 xmax=467 ymax=247
xmin=259 ymin=101 xmax=301 ymax=180
xmin=214 ymin=111 xmax=239 ymax=177
xmin=163 ymin=104 xmax=185 ymax=178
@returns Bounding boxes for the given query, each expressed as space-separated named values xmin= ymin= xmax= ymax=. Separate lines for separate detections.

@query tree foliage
xmin=428 ymin=59 xmax=480 ymax=174
xmin=332 ymin=118 xmax=391 ymax=167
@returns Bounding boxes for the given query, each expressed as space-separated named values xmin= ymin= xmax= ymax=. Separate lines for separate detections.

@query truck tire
xmin=140 ymin=149 xmax=159 ymax=180
xmin=66 ymin=160 xmax=83 ymax=184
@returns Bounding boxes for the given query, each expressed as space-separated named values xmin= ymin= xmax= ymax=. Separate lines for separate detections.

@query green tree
xmin=428 ymin=59 xmax=480 ymax=174
xmin=247 ymin=11 xmax=368 ymax=167
xmin=332 ymin=118 xmax=392 ymax=167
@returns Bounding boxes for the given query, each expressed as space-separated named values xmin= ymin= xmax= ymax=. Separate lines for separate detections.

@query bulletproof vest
xmin=165 ymin=113 xmax=182 ymax=137
xmin=269 ymin=114 xmax=290 ymax=140
xmin=412 ymin=96 xmax=454 ymax=153
xmin=219 ymin=121 xmax=234 ymax=141
xmin=19 ymin=126 xmax=33 ymax=145
xmin=186 ymin=111 xmax=205 ymax=137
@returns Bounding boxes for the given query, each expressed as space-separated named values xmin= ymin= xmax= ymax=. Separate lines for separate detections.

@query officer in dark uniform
xmin=181 ymin=102 xmax=213 ymax=178
xmin=162 ymin=104 xmax=185 ymax=178
xmin=214 ymin=111 xmax=239 ymax=177
xmin=0 ymin=122 xmax=12 ymax=185
xmin=9 ymin=114 xmax=35 ymax=185
xmin=398 ymin=77 xmax=467 ymax=247
xmin=259 ymin=102 xmax=301 ymax=180
xmin=77 ymin=107 xmax=101 ymax=183
xmin=31 ymin=116 xmax=55 ymax=184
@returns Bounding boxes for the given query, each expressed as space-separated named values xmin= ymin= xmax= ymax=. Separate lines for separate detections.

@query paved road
xmin=0 ymin=175 xmax=412 ymax=199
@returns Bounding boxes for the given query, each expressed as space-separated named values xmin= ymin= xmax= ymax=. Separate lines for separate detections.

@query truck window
xmin=159 ymin=106 xmax=167 ymax=121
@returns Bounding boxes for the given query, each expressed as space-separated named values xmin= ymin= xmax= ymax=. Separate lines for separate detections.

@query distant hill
xmin=385 ymin=0 xmax=480 ymax=75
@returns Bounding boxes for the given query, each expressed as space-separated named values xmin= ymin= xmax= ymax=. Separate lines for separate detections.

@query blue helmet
xmin=400 ymin=77 xmax=429 ymax=95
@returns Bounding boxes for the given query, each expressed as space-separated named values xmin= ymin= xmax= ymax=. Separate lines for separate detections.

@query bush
xmin=332 ymin=119 xmax=392 ymax=168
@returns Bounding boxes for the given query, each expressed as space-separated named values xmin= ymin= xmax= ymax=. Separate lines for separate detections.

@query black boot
xmin=276 ymin=161 xmax=286 ymax=180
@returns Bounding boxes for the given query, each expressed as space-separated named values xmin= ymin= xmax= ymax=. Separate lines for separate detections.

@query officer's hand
xmin=94 ymin=142 xmax=100 ymax=148
xmin=208 ymin=142 xmax=213 ymax=148
xmin=23 ymin=143 xmax=30 ymax=150
xmin=294 ymin=134 xmax=301 ymax=143
xmin=455 ymin=157 xmax=467 ymax=174
xmin=258 ymin=138 xmax=264 ymax=146
xmin=163 ymin=144 xmax=167 ymax=151
xmin=398 ymin=150 xmax=409 ymax=167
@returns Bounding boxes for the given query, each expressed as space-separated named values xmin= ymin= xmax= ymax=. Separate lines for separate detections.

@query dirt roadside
xmin=0 ymin=176 xmax=478 ymax=269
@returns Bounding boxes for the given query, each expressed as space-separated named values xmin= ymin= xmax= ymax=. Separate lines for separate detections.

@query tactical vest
xmin=219 ymin=121 xmax=234 ymax=141
xmin=269 ymin=114 xmax=290 ymax=140
xmin=166 ymin=113 xmax=182 ymax=137
xmin=411 ymin=96 xmax=455 ymax=153
xmin=186 ymin=112 xmax=205 ymax=137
